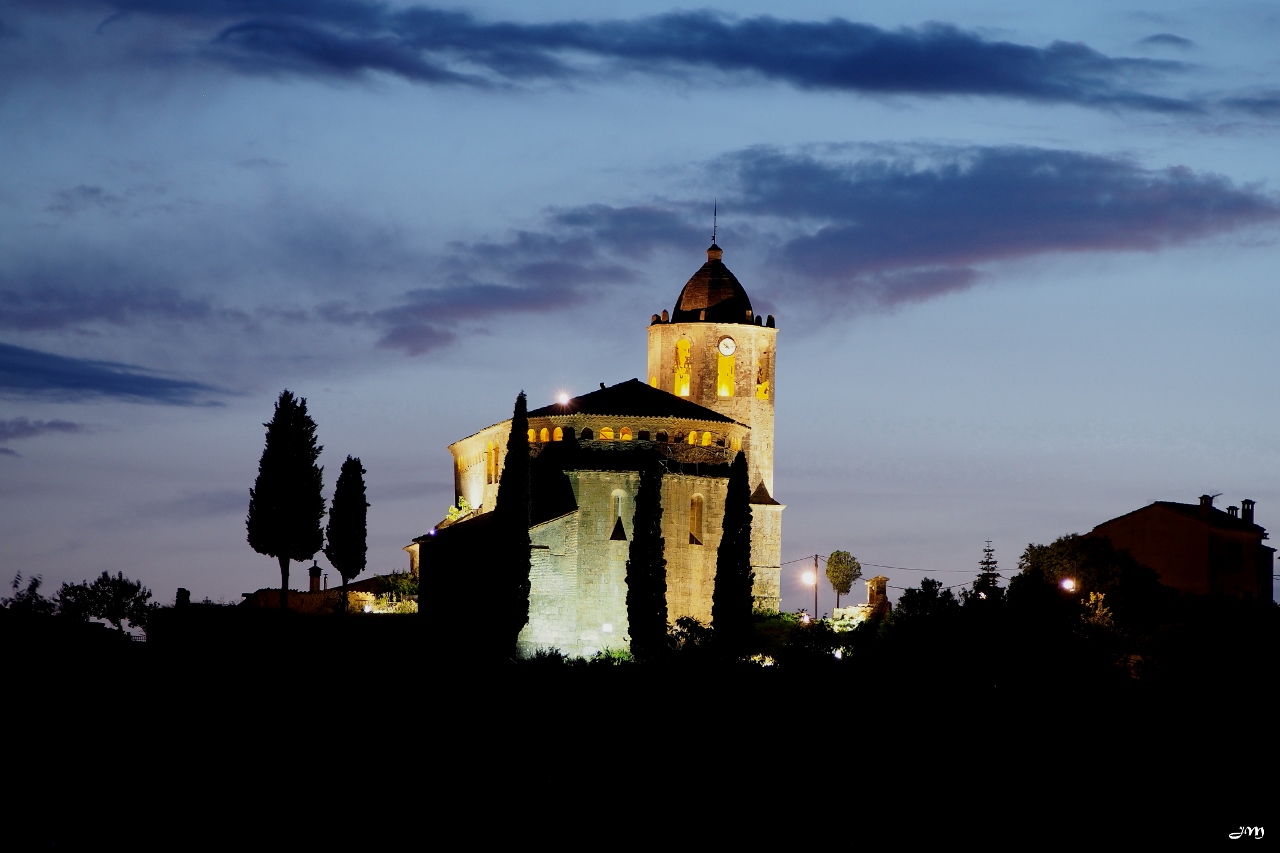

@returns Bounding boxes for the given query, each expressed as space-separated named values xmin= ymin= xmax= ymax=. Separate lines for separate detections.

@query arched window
xmin=701 ymin=431 xmax=712 ymax=446
xmin=527 ymin=428 xmax=536 ymax=443
xmin=717 ymin=353 xmax=735 ymax=397
xmin=600 ymin=427 xmax=615 ymax=440
xmin=620 ymin=428 xmax=632 ymax=441
xmin=656 ymin=431 xmax=668 ymax=443
xmin=539 ymin=428 xmax=549 ymax=443
xmin=553 ymin=427 xmax=563 ymax=442
xmin=686 ymin=430 xmax=697 ymax=445
xmin=610 ymin=490 xmax=628 ymax=541
xmin=581 ymin=427 xmax=594 ymax=440
xmin=674 ymin=339 xmax=692 ymax=397
xmin=689 ymin=495 xmax=704 ymax=545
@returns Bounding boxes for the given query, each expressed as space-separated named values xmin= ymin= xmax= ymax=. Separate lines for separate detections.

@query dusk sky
xmin=3 ymin=0 xmax=1278 ymax=613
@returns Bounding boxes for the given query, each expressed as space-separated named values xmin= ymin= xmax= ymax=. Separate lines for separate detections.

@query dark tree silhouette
xmin=493 ymin=391 xmax=531 ymax=657
xmin=324 ymin=455 xmax=369 ymax=614
xmin=2 ymin=573 xmax=56 ymax=616
xmin=56 ymin=571 xmax=154 ymax=634
xmin=963 ymin=540 xmax=1005 ymax=605
xmin=712 ymin=451 xmax=753 ymax=651
xmin=826 ymin=550 xmax=862 ymax=609
xmin=247 ymin=390 xmax=325 ymax=610
xmin=891 ymin=577 xmax=960 ymax=629
xmin=625 ymin=456 xmax=667 ymax=661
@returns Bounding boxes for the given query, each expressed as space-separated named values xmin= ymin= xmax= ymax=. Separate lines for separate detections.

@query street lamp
xmin=801 ymin=569 xmax=818 ymax=620
xmin=1060 ymin=578 xmax=1077 ymax=592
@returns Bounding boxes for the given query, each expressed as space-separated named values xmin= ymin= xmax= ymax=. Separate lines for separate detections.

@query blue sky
xmin=2 ymin=0 xmax=1278 ymax=611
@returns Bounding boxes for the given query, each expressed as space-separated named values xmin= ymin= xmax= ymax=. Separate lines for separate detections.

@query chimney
xmin=1199 ymin=494 xmax=1214 ymax=517
xmin=1242 ymin=499 xmax=1256 ymax=525
xmin=176 ymin=588 xmax=191 ymax=608
xmin=308 ymin=562 xmax=322 ymax=593
xmin=1228 ymin=506 xmax=1239 ymax=518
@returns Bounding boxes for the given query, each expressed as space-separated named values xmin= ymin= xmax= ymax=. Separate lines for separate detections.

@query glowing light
xmin=801 ymin=570 xmax=817 ymax=586
xmin=558 ymin=393 xmax=569 ymax=404
xmin=363 ymin=604 xmax=372 ymax=613
xmin=1061 ymin=578 xmax=1076 ymax=592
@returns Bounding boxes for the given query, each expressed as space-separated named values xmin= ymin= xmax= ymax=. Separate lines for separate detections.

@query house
xmin=1089 ymin=495 xmax=1274 ymax=600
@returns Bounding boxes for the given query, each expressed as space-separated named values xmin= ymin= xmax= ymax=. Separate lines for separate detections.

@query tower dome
xmin=671 ymin=243 xmax=754 ymax=324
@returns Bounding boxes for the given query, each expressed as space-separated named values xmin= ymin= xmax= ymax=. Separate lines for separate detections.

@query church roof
xmin=1095 ymin=501 xmax=1267 ymax=536
xmin=528 ymin=378 xmax=739 ymax=424
xmin=671 ymin=244 xmax=755 ymax=324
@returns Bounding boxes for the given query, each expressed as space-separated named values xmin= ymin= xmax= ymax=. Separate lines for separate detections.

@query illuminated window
xmin=600 ymin=427 xmax=615 ymax=440
xmin=689 ymin=495 xmax=704 ymax=545
xmin=581 ymin=427 xmax=594 ymax=440
xmin=687 ymin=431 xmax=697 ymax=445
xmin=649 ymin=375 xmax=658 ymax=388
xmin=674 ymin=339 xmax=692 ymax=397
xmin=620 ymin=428 xmax=632 ymax=441
xmin=553 ymin=427 xmax=563 ymax=442
xmin=527 ymin=428 xmax=536 ymax=443
xmin=537 ymin=428 xmax=547 ymax=443
xmin=701 ymin=431 xmax=712 ymax=446
xmin=717 ymin=353 xmax=735 ymax=397
xmin=756 ymin=349 xmax=772 ymax=400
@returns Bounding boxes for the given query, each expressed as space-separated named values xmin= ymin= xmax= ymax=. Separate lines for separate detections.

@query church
xmin=409 ymin=242 xmax=783 ymax=657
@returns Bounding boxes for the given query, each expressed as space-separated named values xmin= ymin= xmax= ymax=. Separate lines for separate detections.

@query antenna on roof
xmin=711 ymin=199 xmax=717 ymax=245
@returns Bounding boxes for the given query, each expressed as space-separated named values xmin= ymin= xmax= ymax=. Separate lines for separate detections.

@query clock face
xmin=718 ymin=336 xmax=737 ymax=356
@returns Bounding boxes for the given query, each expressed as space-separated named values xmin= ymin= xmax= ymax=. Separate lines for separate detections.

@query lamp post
xmin=802 ymin=558 xmax=818 ymax=620
xmin=1060 ymin=578 xmax=1077 ymax=592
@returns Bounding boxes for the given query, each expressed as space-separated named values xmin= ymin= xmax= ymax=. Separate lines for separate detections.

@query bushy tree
xmin=825 ymin=550 xmax=862 ymax=609
xmin=2 ymin=573 xmax=56 ymax=617
xmin=247 ymin=390 xmax=325 ymax=610
xmin=56 ymin=571 xmax=154 ymax=634
xmin=891 ymin=577 xmax=960 ymax=629
xmin=324 ymin=455 xmax=369 ymax=613
xmin=493 ymin=391 xmax=531 ymax=657
xmin=711 ymin=451 xmax=753 ymax=651
xmin=625 ymin=456 xmax=667 ymax=661
xmin=1011 ymin=534 xmax=1168 ymax=625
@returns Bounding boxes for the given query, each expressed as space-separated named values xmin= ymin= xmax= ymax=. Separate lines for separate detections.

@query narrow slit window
xmin=674 ymin=339 xmax=692 ymax=397
xmin=689 ymin=495 xmax=704 ymax=545
xmin=717 ymin=353 xmax=735 ymax=397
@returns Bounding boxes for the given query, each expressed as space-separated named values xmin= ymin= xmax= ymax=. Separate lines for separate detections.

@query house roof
xmin=527 ymin=378 xmax=739 ymax=425
xmin=670 ymin=244 xmax=755 ymax=324
xmin=1094 ymin=501 xmax=1267 ymax=536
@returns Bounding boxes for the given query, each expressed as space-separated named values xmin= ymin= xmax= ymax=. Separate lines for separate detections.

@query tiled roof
xmin=1096 ymin=501 xmax=1267 ymax=535
xmin=670 ymin=244 xmax=755 ymax=324
xmin=527 ymin=378 xmax=739 ymax=424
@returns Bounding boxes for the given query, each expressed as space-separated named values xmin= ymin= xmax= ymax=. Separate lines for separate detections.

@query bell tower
xmin=646 ymin=242 xmax=783 ymax=609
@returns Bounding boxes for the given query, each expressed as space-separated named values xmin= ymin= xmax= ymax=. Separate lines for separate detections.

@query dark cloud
xmin=15 ymin=3 xmax=1197 ymax=112
xmin=0 ymin=341 xmax=226 ymax=404
xmin=0 ymin=282 xmax=218 ymax=331
xmin=1139 ymin=34 xmax=1194 ymax=49
xmin=48 ymin=184 xmax=126 ymax=216
xmin=722 ymin=145 xmax=1280 ymax=307
xmin=0 ymin=417 xmax=85 ymax=442
xmin=311 ymin=203 xmax=703 ymax=355
xmin=1221 ymin=92 xmax=1280 ymax=118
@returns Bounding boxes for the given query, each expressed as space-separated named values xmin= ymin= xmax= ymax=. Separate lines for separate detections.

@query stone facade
xmin=416 ymin=243 xmax=785 ymax=657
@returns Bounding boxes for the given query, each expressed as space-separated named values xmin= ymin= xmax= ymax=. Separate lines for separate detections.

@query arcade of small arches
xmin=522 ymin=425 xmax=741 ymax=448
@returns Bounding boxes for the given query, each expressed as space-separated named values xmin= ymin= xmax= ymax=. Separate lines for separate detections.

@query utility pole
xmin=813 ymin=554 xmax=819 ymax=619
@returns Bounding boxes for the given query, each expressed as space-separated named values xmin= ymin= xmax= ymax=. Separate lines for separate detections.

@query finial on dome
xmin=708 ymin=199 xmax=723 ymax=259
xmin=707 ymin=243 xmax=722 ymax=261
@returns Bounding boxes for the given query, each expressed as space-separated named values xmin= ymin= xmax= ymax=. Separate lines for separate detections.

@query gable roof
xmin=1094 ymin=501 xmax=1267 ymax=536
xmin=527 ymin=378 xmax=740 ymax=425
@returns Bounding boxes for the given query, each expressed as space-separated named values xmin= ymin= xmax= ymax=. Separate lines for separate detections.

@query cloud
xmin=0 ymin=417 xmax=85 ymax=442
xmin=0 ymin=340 xmax=226 ymax=404
xmin=1139 ymin=34 xmax=1194 ymax=49
xmin=48 ymin=184 xmax=126 ymax=216
xmin=13 ymin=3 xmax=1197 ymax=112
xmin=1221 ymin=92 xmax=1280 ymax=118
xmin=721 ymin=145 xmax=1280 ymax=307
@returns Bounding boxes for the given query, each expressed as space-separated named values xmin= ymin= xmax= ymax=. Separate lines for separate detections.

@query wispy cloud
xmin=0 ymin=341 xmax=226 ymax=404
xmin=1139 ymin=34 xmax=1194 ymax=50
xmin=0 ymin=416 xmax=86 ymax=457
xmin=12 ymin=3 xmax=1199 ymax=113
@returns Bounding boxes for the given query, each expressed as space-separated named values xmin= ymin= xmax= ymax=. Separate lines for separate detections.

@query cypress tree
xmin=711 ymin=451 xmax=753 ymax=651
xmin=324 ymin=456 xmax=369 ymax=614
xmin=247 ymin=390 xmax=325 ymax=610
xmin=625 ymin=456 xmax=667 ymax=661
xmin=493 ymin=391 xmax=531 ymax=657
